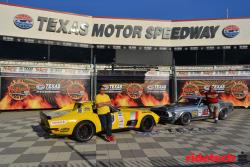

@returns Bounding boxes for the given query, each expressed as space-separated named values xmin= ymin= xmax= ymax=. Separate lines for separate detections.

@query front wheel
xmin=73 ymin=121 xmax=95 ymax=142
xmin=180 ymin=113 xmax=191 ymax=125
xmin=140 ymin=116 xmax=155 ymax=132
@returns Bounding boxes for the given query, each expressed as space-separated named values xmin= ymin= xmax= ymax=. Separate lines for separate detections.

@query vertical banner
xmin=0 ymin=77 xmax=90 ymax=110
xmin=97 ymin=71 xmax=170 ymax=107
xmin=177 ymin=80 xmax=250 ymax=107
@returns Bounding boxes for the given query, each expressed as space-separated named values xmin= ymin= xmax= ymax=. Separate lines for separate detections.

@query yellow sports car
xmin=40 ymin=101 xmax=159 ymax=142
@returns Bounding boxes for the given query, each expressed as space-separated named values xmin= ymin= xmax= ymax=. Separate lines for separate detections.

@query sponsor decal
xmin=231 ymin=82 xmax=248 ymax=100
xmin=198 ymin=108 xmax=203 ymax=116
xmin=177 ymin=71 xmax=189 ymax=76
xmin=14 ymin=14 xmax=33 ymax=29
xmin=60 ymin=128 xmax=70 ymax=132
xmin=84 ymin=107 xmax=91 ymax=112
xmin=46 ymin=84 xmax=60 ymax=90
xmin=182 ymin=82 xmax=200 ymax=96
xmin=36 ymin=84 xmax=61 ymax=93
xmin=8 ymin=80 xmax=30 ymax=100
xmin=102 ymin=84 xmax=123 ymax=93
xmin=191 ymin=111 xmax=198 ymax=117
xmin=118 ymin=112 xmax=124 ymax=128
xmin=36 ymin=84 xmax=46 ymax=91
xmin=202 ymin=108 xmax=209 ymax=116
xmin=146 ymin=85 xmax=166 ymax=92
xmin=2 ymin=66 xmax=17 ymax=73
xmin=126 ymin=83 xmax=144 ymax=99
xmin=67 ymin=82 xmax=85 ymax=100
xmin=51 ymin=120 xmax=67 ymax=125
xmin=35 ymin=67 xmax=48 ymax=73
xmin=222 ymin=25 xmax=240 ymax=38
xmin=204 ymin=84 xmax=225 ymax=92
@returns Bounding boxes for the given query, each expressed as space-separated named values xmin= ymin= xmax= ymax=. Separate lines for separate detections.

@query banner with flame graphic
xmin=178 ymin=80 xmax=250 ymax=107
xmin=98 ymin=77 xmax=170 ymax=107
xmin=0 ymin=77 xmax=90 ymax=110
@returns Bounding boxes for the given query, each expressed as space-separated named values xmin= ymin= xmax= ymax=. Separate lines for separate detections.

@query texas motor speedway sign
xmin=0 ymin=3 xmax=250 ymax=48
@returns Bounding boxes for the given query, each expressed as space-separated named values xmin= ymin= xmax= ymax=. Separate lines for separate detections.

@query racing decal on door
xmin=198 ymin=108 xmax=203 ymax=116
xmin=118 ymin=112 xmax=124 ymax=128
xmin=202 ymin=108 xmax=209 ymax=116
xmin=191 ymin=111 xmax=198 ymax=117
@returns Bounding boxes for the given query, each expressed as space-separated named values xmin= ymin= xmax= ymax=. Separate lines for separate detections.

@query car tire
xmin=180 ymin=113 xmax=191 ymax=125
xmin=140 ymin=116 xmax=155 ymax=132
xmin=219 ymin=109 xmax=228 ymax=120
xmin=73 ymin=121 xmax=95 ymax=142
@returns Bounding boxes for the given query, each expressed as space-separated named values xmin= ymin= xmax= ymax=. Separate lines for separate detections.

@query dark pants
xmin=99 ymin=113 xmax=112 ymax=136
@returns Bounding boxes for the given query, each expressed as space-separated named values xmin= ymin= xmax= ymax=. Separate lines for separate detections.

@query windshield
xmin=73 ymin=103 xmax=83 ymax=112
xmin=177 ymin=97 xmax=200 ymax=105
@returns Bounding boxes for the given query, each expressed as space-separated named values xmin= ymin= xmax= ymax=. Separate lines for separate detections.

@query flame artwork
xmin=111 ymin=93 xmax=138 ymax=107
xmin=179 ymin=80 xmax=250 ymax=107
xmin=0 ymin=93 xmax=52 ymax=110
xmin=141 ymin=92 xmax=169 ymax=106
xmin=0 ymin=78 xmax=90 ymax=110
xmin=101 ymin=80 xmax=170 ymax=107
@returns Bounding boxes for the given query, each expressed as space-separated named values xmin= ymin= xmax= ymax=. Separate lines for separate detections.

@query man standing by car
xmin=95 ymin=85 xmax=115 ymax=142
xmin=206 ymin=85 xmax=220 ymax=123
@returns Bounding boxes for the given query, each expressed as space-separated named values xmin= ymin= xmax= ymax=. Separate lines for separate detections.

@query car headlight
xmin=172 ymin=112 xmax=181 ymax=118
xmin=167 ymin=112 xmax=173 ymax=117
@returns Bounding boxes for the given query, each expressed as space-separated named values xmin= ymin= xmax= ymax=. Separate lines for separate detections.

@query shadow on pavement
xmin=31 ymin=124 xmax=68 ymax=140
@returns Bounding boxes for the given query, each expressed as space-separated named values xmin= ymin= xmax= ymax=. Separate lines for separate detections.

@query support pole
xmin=90 ymin=47 xmax=94 ymax=101
xmin=172 ymin=56 xmax=177 ymax=102
xmin=48 ymin=45 xmax=50 ymax=62
xmin=223 ymin=49 xmax=226 ymax=65
xmin=93 ymin=54 xmax=97 ymax=98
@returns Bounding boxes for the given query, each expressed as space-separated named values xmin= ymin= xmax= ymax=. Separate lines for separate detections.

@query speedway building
xmin=1 ymin=2 xmax=250 ymax=110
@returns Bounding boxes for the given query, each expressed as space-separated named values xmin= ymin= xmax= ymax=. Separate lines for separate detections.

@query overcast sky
xmin=1 ymin=0 xmax=250 ymax=20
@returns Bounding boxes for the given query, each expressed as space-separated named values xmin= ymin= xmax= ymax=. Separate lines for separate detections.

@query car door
xmin=110 ymin=111 xmax=125 ymax=130
xmin=197 ymin=99 xmax=210 ymax=117
xmin=189 ymin=98 xmax=201 ymax=119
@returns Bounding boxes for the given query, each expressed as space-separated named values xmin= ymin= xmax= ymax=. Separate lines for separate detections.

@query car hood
xmin=119 ymin=107 xmax=150 ymax=112
xmin=41 ymin=109 xmax=71 ymax=119
xmin=152 ymin=103 xmax=197 ymax=113
xmin=168 ymin=105 xmax=197 ymax=112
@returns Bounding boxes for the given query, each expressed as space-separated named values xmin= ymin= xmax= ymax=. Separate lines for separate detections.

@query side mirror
xmin=110 ymin=106 xmax=120 ymax=113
